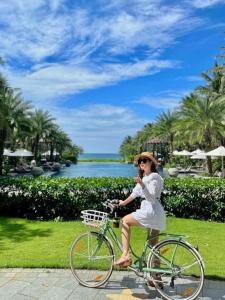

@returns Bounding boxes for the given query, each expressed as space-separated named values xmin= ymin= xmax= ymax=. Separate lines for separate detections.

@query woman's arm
xmin=136 ymin=175 xmax=159 ymax=204
xmin=119 ymin=176 xmax=143 ymax=207
xmin=119 ymin=195 xmax=134 ymax=207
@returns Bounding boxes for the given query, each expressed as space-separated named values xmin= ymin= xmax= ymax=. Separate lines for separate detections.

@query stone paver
xmin=0 ymin=268 xmax=224 ymax=300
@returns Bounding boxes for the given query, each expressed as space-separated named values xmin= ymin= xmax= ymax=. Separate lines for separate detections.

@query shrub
xmin=0 ymin=176 xmax=224 ymax=221
xmin=0 ymin=177 xmax=136 ymax=220
xmin=161 ymin=177 xmax=225 ymax=222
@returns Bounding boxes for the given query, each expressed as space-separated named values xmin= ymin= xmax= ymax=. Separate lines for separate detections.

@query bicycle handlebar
xmin=103 ymin=199 xmax=120 ymax=214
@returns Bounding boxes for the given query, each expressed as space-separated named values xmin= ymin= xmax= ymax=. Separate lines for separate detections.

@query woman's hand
xmin=119 ymin=200 xmax=125 ymax=207
xmin=135 ymin=176 xmax=143 ymax=184
xmin=135 ymin=176 xmax=145 ymax=188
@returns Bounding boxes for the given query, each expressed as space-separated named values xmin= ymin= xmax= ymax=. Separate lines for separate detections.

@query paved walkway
xmin=0 ymin=268 xmax=224 ymax=300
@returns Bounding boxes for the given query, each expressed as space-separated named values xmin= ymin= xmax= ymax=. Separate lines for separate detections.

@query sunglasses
xmin=138 ymin=158 xmax=150 ymax=164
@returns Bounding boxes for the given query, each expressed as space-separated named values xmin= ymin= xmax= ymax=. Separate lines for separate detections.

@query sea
xmin=78 ymin=153 xmax=122 ymax=160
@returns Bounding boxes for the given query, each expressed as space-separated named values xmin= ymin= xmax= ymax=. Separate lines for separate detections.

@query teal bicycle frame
xmin=93 ymin=217 xmax=187 ymax=276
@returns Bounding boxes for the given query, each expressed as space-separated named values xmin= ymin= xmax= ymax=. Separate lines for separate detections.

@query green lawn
xmin=0 ymin=217 xmax=224 ymax=279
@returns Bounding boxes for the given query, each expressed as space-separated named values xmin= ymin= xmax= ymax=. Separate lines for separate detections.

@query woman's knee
xmin=122 ymin=214 xmax=137 ymax=226
xmin=122 ymin=215 xmax=129 ymax=227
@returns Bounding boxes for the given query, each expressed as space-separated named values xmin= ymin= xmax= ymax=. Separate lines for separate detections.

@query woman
xmin=114 ymin=151 xmax=166 ymax=267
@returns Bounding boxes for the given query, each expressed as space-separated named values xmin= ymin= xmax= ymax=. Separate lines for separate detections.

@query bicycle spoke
xmin=148 ymin=240 xmax=204 ymax=300
xmin=70 ymin=232 xmax=114 ymax=288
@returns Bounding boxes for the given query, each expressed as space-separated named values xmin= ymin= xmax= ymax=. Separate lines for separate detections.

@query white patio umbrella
xmin=174 ymin=150 xmax=192 ymax=156
xmin=206 ymin=146 xmax=225 ymax=177
xmin=191 ymin=153 xmax=207 ymax=160
xmin=191 ymin=149 xmax=205 ymax=155
xmin=3 ymin=149 xmax=13 ymax=156
xmin=42 ymin=150 xmax=59 ymax=156
xmin=8 ymin=149 xmax=33 ymax=157
xmin=191 ymin=149 xmax=206 ymax=160
xmin=172 ymin=150 xmax=181 ymax=155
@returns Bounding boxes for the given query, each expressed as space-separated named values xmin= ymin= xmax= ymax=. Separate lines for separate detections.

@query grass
xmin=0 ymin=217 xmax=224 ymax=280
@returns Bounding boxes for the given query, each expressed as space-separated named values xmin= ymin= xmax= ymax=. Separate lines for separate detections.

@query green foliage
xmin=0 ymin=177 xmax=136 ymax=220
xmin=119 ymin=135 xmax=136 ymax=162
xmin=162 ymin=177 xmax=225 ymax=222
xmin=62 ymin=144 xmax=83 ymax=163
xmin=0 ymin=177 xmax=225 ymax=222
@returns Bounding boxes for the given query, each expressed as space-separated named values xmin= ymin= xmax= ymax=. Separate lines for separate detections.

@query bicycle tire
xmin=148 ymin=239 xmax=204 ymax=300
xmin=70 ymin=231 xmax=114 ymax=288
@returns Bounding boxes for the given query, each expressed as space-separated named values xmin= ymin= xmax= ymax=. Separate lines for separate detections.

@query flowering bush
xmin=0 ymin=176 xmax=224 ymax=221
xmin=161 ymin=177 xmax=225 ymax=222
xmin=0 ymin=177 xmax=135 ymax=220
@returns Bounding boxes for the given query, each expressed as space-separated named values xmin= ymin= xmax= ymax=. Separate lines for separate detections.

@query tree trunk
xmin=204 ymin=129 xmax=213 ymax=174
xmin=50 ymin=143 xmax=54 ymax=162
xmin=34 ymin=135 xmax=39 ymax=161
xmin=206 ymin=156 xmax=213 ymax=175
xmin=0 ymin=128 xmax=7 ymax=176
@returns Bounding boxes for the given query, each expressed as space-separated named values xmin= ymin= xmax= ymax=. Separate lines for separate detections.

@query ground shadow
xmin=0 ymin=217 xmax=52 ymax=244
xmin=101 ymin=276 xmax=159 ymax=299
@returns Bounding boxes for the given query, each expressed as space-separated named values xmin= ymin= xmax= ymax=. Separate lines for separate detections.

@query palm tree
xmin=198 ymin=62 xmax=225 ymax=98
xmin=119 ymin=136 xmax=136 ymax=162
xmin=62 ymin=144 xmax=83 ymax=163
xmin=154 ymin=110 xmax=177 ymax=152
xmin=133 ymin=123 xmax=154 ymax=153
xmin=29 ymin=109 xmax=55 ymax=160
xmin=46 ymin=125 xmax=72 ymax=161
xmin=0 ymin=80 xmax=32 ymax=175
xmin=197 ymin=62 xmax=225 ymax=144
xmin=176 ymin=92 xmax=225 ymax=173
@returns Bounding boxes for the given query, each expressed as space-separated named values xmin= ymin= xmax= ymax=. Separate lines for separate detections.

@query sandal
xmin=113 ymin=258 xmax=132 ymax=268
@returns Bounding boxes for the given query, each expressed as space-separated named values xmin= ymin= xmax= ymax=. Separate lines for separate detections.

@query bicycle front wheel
xmin=70 ymin=231 xmax=114 ymax=288
xmin=148 ymin=239 xmax=204 ymax=300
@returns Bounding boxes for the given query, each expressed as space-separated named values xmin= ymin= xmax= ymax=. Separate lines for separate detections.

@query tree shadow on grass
xmin=0 ymin=217 xmax=52 ymax=245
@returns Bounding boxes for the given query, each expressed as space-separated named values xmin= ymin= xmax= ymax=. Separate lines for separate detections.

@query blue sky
xmin=0 ymin=0 xmax=225 ymax=153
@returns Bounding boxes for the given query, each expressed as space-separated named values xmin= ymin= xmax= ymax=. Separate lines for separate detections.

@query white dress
xmin=131 ymin=172 xmax=166 ymax=231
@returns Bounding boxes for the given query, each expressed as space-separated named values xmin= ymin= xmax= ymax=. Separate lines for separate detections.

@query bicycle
xmin=70 ymin=199 xmax=205 ymax=300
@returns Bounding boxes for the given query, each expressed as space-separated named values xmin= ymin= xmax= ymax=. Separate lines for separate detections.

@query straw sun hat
xmin=134 ymin=152 xmax=158 ymax=166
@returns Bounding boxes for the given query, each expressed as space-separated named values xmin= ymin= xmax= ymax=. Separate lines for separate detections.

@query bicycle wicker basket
xmin=81 ymin=210 xmax=108 ymax=227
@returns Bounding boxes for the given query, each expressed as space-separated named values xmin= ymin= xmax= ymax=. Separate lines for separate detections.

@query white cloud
xmin=6 ymin=59 xmax=176 ymax=103
xmin=0 ymin=0 xmax=221 ymax=152
xmin=134 ymin=90 xmax=191 ymax=109
xmin=49 ymin=104 xmax=148 ymax=152
xmin=0 ymin=0 xmax=202 ymax=64
xmin=188 ymin=0 xmax=225 ymax=8
xmin=185 ymin=75 xmax=203 ymax=82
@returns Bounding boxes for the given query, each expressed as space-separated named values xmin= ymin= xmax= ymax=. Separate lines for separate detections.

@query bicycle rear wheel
xmin=70 ymin=231 xmax=114 ymax=288
xmin=148 ymin=239 xmax=204 ymax=300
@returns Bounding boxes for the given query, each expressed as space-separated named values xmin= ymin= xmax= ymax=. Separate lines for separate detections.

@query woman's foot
xmin=113 ymin=256 xmax=132 ymax=267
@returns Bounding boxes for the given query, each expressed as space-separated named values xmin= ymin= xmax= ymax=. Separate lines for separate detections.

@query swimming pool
xmin=51 ymin=162 xmax=137 ymax=178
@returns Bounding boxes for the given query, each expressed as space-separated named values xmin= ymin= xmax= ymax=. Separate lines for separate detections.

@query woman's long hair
xmin=138 ymin=160 xmax=158 ymax=178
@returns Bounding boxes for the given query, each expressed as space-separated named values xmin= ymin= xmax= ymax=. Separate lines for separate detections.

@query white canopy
xmin=191 ymin=149 xmax=205 ymax=155
xmin=172 ymin=150 xmax=180 ymax=155
xmin=206 ymin=146 xmax=225 ymax=157
xmin=8 ymin=149 xmax=33 ymax=157
xmin=206 ymin=146 xmax=225 ymax=177
xmin=190 ymin=149 xmax=206 ymax=160
xmin=191 ymin=153 xmax=207 ymax=160
xmin=3 ymin=149 xmax=13 ymax=156
xmin=42 ymin=150 xmax=59 ymax=156
xmin=173 ymin=150 xmax=192 ymax=156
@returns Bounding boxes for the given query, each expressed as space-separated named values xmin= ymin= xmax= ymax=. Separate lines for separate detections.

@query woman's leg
xmin=116 ymin=214 xmax=142 ymax=264
xmin=148 ymin=228 xmax=160 ymax=267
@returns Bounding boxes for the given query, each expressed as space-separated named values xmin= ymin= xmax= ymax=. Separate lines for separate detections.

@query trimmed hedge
xmin=162 ymin=177 xmax=225 ymax=222
xmin=0 ymin=176 xmax=224 ymax=221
